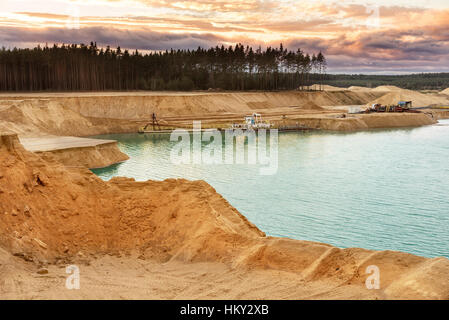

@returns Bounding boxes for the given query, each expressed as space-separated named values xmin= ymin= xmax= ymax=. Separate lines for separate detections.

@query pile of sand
xmin=0 ymin=133 xmax=448 ymax=299
xmin=348 ymin=86 xmax=372 ymax=91
xmin=0 ymin=98 xmax=150 ymax=137
xmin=372 ymin=85 xmax=404 ymax=92
xmin=0 ymin=133 xmax=264 ymax=265
xmin=0 ymin=99 xmax=103 ymax=137
xmin=366 ymin=89 xmax=449 ymax=108
xmin=440 ymin=88 xmax=449 ymax=95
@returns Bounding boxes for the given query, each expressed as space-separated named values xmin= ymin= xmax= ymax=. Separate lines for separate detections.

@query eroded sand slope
xmin=1 ymin=133 xmax=448 ymax=299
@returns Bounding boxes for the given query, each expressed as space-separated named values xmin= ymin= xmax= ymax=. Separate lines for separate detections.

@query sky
xmin=1 ymin=0 xmax=449 ymax=74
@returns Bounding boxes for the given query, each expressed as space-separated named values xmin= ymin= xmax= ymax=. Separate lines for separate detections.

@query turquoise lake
xmin=92 ymin=120 xmax=449 ymax=259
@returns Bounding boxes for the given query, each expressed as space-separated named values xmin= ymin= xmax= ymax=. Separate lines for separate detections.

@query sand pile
xmin=372 ymin=85 xmax=403 ymax=92
xmin=0 ymin=99 xmax=101 ymax=137
xmin=0 ymin=133 xmax=448 ymax=299
xmin=440 ymin=88 xmax=449 ymax=95
xmin=366 ymin=89 xmax=449 ymax=108
xmin=0 ymin=99 xmax=142 ymax=137
xmin=349 ymin=86 xmax=372 ymax=91
xmin=0 ymin=132 xmax=264 ymax=265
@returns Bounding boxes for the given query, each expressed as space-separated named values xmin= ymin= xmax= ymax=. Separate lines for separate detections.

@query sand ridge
xmin=0 ymin=133 xmax=448 ymax=299
xmin=1 ymin=90 xmax=445 ymax=138
xmin=0 ymin=90 xmax=447 ymax=170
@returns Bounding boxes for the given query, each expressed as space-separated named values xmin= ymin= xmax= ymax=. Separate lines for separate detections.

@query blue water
xmin=92 ymin=121 xmax=449 ymax=258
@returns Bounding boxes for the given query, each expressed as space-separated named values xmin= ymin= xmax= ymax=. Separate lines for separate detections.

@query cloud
xmin=128 ymin=0 xmax=272 ymax=13
xmin=0 ymin=26 xmax=227 ymax=50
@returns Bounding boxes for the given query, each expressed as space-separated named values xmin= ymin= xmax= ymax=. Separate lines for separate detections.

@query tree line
xmin=0 ymin=42 xmax=326 ymax=91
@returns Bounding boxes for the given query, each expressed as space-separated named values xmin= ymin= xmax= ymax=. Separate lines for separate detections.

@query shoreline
xmin=0 ymin=90 xmax=449 ymax=168
xmin=1 ymin=90 xmax=446 ymax=169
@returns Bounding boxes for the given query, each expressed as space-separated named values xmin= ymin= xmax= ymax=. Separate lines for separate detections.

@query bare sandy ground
xmin=0 ymin=248 xmax=387 ymax=300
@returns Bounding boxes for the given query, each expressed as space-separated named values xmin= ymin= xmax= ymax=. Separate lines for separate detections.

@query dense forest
xmin=319 ymin=73 xmax=449 ymax=91
xmin=0 ymin=42 xmax=326 ymax=91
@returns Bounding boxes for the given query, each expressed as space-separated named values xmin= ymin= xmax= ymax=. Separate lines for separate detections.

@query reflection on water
xmin=92 ymin=121 xmax=449 ymax=258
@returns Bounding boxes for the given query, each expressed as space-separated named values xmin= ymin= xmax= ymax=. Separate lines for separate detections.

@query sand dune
xmin=0 ymin=133 xmax=448 ymax=299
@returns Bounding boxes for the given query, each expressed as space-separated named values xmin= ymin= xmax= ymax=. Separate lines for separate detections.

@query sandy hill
xmin=440 ymin=88 xmax=449 ymax=95
xmin=0 ymin=91 xmax=382 ymax=137
xmin=367 ymin=89 xmax=449 ymax=108
xmin=0 ymin=132 xmax=448 ymax=299
xmin=349 ymin=86 xmax=372 ymax=91
xmin=372 ymin=85 xmax=404 ymax=92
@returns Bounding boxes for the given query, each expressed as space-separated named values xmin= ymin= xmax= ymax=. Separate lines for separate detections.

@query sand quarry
xmin=1 ymin=86 xmax=449 ymax=299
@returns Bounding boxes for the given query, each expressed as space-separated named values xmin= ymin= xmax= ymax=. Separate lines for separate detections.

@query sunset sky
xmin=1 ymin=0 xmax=449 ymax=73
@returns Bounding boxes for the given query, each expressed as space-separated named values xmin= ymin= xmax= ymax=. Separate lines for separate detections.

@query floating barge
xmin=231 ymin=113 xmax=314 ymax=132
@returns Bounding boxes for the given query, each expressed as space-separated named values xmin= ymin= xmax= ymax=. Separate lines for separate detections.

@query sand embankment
xmin=20 ymin=136 xmax=129 ymax=169
xmin=0 ymin=90 xmax=439 ymax=136
xmin=440 ymin=88 xmax=449 ymax=95
xmin=348 ymin=86 xmax=372 ymax=91
xmin=354 ymin=113 xmax=437 ymax=129
xmin=36 ymin=91 xmax=382 ymax=119
xmin=1 ymin=133 xmax=448 ymax=299
xmin=0 ymin=90 xmax=446 ymax=168
xmin=274 ymin=112 xmax=436 ymax=131
xmin=365 ymin=89 xmax=449 ymax=108
xmin=0 ymin=98 xmax=138 ymax=137
xmin=0 ymin=99 xmax=133 ymax=168
xmin=429 ymin=110 xmax=449 ymax=120
xmin=0 ymin=91 xmax=381 ymax=128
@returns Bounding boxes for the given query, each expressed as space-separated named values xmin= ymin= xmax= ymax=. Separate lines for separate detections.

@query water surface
xmin=92 ymin=121 xmax=449 ymax=258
